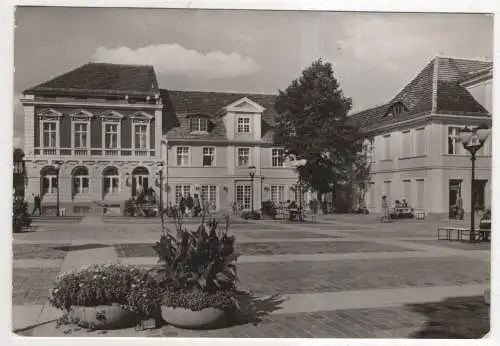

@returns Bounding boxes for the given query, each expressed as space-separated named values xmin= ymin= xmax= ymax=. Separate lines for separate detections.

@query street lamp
xmin=457 ymin=125 xmax=491 ymax=241
xmin=291 ymin=159 xmax=307 ymax=220
xmin=161 ymin=139 xmax=169 ymax=209
xmin=249 ymin=165 xmax=256 ymax=212
xmin=54 ymin=160 xmax=64 ymax=216
xmin=156 ymin=162 xmax=165 ymax=228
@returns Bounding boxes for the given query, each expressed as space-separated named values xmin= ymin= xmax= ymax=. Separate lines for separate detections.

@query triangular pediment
xmin=69 ymin=109 xmax=94 ymax=118
xmin=129 ymin=111 xmax=154 ymax=120
xmin=225 ymin=97 xmax=265 ymax=113
xmin=38 ymin=108 xmax=62 ymax=118
xmin=99 ymin=110 xmax=124 ymax=119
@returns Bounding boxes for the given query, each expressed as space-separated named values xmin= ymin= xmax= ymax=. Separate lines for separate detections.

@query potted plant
xmin=152 ymin=215 xmax=240 ymax=329
xmin=49 ymin=263 xmax=143 ymax=330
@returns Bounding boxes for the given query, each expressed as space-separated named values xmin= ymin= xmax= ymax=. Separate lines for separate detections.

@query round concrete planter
xmin=161 ymin=306 xmax=227 ymax=329
xmin=69 ymin=304 xmax=138 ymax=330
xmin=484 ymin=288 xmax=490 ymax=305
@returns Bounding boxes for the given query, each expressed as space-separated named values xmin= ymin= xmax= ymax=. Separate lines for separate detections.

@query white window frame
xmin=415 ymin=127 xmax=426 ymax=156
xmin=102 ymin=121 xmax=121 ymax=150
xmin=103 ymin=169 xmax=120 ymax=195
xmin=42 ymin=175 xmax=58 ymax=194
xmin=272 ymin=148 xmax=285 ymax=167
xmin=401 ymin=130 xmax=412 ymax=158
xmin=235 ymin=184 xmax=252 ymax=210
xmin=270 ymin=185 xmax=285 ymax=203
xmin=415 ymin=178 xmax=426 ymax=209
xmin=190 ymin=118 xmax=209 ymax=133
xmin=237 ymin=147 xmax=251 ymax=167
xmin=175 ymin=185 xmax=191 ymax=205
xmin=73 ymin=174 xmax=90 ymax=195
xmin=447 ymin=126 xmax=463 ymax=155
xmin=201 ymin=185 xmax=217 ymax=210
xmin=41 ymin=120 xmax=59 ymax=148
xmin=176 ymin=146 xmax=191 ymax=166
xmin=132 ymin=123 xmax=150 ymax=150
xmin=72 ymin=121 xmax=90 ymax=149
xmin=38 ymin=109 xmax=62 ymax=151
xmin=202 ymin=147 xmax=216 ymax=167
xmin=237 ymin=117 xmax=251 ymax=133
xmin=383 ymin=134 xmax=391 ymax=160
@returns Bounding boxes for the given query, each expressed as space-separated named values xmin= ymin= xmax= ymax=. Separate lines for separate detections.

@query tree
xmin=274 ymin=59 xmax=362 ymax=202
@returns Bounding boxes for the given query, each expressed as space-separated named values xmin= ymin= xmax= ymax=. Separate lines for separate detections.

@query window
xmin=104 ymin=123 xmax=119 ymax=149
xmin=236 ymin=184 xmax=252 ymax=209
xmin=42 ymin=122 xmax=57 ymax=148
xmin=415 ymin=127 xmax=426 ymax=156
xmin=175 ymin=185 xmax=191 ymax=205
xmin=270 ymin=185 xmax=285 ymax=203
xmin=272 ymin=149 xmax=284 ymax=167
xmin=237 ymin=118 xmax=251 ymax=133
xmin=73 ymin=123 xmax=88 ymax=148
xmin=190 ymin=118 xmax=208 ymax=133
xmin=201 ymin=185 xmax=217 ymax=210
xmin=237 ymin=148 xmax=251 ymax=167
xmin=383 ymin=135 xmax=391 ymax=160
xmin=176 ymin=147 xmax=190 ymax=166
xmin=416 ymin=179 xmax=425 ymax=209
xmin=72 ymin=167 xmax=89 ymax=195
xmin=402 ymin=131 xmax=412 ymax=158
xmin=447 ymin=127 xmax=462 ymax=155
xmin=134 ymin=124 xmax=148 ymax=149
xmin=103 ymin=167 xmax=120 ymax=195
xmin=403 ymin=180 xmax=411 ymax=205
xmin=202 ymin=147 xmax=215 ymax=167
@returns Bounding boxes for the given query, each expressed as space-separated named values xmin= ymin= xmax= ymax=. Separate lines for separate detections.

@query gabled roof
xmin=161 ymin=89 xmax=277 ymax=142
xmin=348 ymin=56 xmax=492 ymax=131
xmin=24 ymin=62 xmax=159 ymax=96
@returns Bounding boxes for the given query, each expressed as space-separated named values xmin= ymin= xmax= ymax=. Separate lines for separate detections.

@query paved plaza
xmin=12 ymin=214 xmax=490 ymax=338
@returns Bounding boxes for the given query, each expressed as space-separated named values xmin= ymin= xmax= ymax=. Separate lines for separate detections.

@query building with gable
xmin=349 ymin=56 xmax=493 ymax=216
xmin=21 ymin=63 xmax=301 ymax=214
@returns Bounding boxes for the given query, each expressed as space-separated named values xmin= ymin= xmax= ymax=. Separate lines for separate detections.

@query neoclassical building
xmin=21 ymin=62 xmax=302 ymax=215
xmin=348 ymin=56 xmax=492 ymax=216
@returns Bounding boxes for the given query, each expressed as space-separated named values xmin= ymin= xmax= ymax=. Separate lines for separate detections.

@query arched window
xmin=103 ymin=166 xmax=120 ymax=196
xmin=132 ymin=166 xmax=149 ymax=197
xmin=40 ymin=166 xmax=58 ymax=196
xmin=72 ymin=166 xmax=89 ymax=195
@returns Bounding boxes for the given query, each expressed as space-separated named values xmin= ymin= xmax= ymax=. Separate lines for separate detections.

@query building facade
xmin=21 ymin=63 xmax=301 ymax=215
xmin=349 ymin=56 xmax=493 ymax=216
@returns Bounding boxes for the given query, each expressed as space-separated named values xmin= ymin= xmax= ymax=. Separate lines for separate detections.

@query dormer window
xmin=190 ymin=118 xmax=209 ymax=133
xmin=386 ymin=102 xmax=407 ymax=117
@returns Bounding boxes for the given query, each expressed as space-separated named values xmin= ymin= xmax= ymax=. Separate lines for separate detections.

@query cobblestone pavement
xmin=12 ymin=214 xmax=491 ymax=338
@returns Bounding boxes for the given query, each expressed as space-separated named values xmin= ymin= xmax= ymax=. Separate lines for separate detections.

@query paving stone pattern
xmin=12 ymin=268 xmax=60 ymax=305
xmin=238 ymin=257 xmax=490 ymax=295
xmin=13 ymin=243 xmax=71 ymax=259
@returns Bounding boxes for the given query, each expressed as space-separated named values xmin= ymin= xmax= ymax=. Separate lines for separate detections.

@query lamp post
xmin=457 ymin=125 xmax=491 ymax=242
xmin=156 ymin=161 xmax=165 ymax=229
xmin=161 ymin=139 xmax=169 ymax=209
xmin=54 ymin=160 xmax=64 ymax=216
xmin=249 ymin=165 xmax=256 ymax=212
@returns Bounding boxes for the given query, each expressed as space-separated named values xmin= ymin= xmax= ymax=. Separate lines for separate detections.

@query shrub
xmin=126 ymin=268 xmax=169 ymax=317
xmin=152 ymin=217 xmax=239 ymax=295
xmin=162 ymin=289 xmax=238 ymax=312
xmin=49 ymin=263 xmax=145 ymax=311
xmin=241 ymin=211 xmax=261 ymax=220
xmin=13 ymin=199 xmax=31 ymax=233
xmin=261 ymin=201 xmax=277 ymax=218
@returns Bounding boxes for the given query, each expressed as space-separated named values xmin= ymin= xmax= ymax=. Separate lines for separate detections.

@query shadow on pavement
xmin=406 ymin=295 xmax=489 ymax=338
xmin=229 ymin=292 xmax=288 ymax=327
xmin=51 ymin=244 xmax=111 ymax=252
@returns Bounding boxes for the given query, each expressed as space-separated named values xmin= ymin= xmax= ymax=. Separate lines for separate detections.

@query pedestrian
xmin=179 ymin=196 xmax=186 ymax=217
xmin=186 ymin=193 xmax=194 ymax=216
xmin=309 ymin=198 xmax=319 ymax=223
xmin=32 ymin=193 xmax=42 ymax=216
xmin=203 ymin=199 xmax=211 ymax=219
xmin=381 ymin=195 xmax=390 ymax=223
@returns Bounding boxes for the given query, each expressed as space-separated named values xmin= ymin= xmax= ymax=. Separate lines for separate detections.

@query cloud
xmin=91 ymin=43 xmax=260 ymax=78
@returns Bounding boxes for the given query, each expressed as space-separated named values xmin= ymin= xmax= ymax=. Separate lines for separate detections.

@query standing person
xmin=381 ymin=195 xmax=389 ymax=223
xmin=203 ymin=198 xmax=211 ymax=219
xmin=186 ymin=193 xmax=194 ymax=216
xmin=32 ymin=194 xmax=42 ymax=216
xmin=309 ymin=198 xmax=319 ymax=223
xmin=179 ymin=196 xmax=186 ymax=217
xmin=193 ymin=194 xmax=201 ymax=217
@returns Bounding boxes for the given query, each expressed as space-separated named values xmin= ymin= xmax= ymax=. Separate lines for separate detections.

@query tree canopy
xmin=274 ymin=59 xmax=362 ymax=194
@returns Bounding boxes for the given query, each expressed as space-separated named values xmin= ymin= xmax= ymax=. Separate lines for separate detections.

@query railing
xmin=33 ymin=147 xmax=156 ymax=158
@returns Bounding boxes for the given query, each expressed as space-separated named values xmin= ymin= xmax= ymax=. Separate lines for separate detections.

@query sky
xmin=13 ymin=7 xmax=494 ymax=140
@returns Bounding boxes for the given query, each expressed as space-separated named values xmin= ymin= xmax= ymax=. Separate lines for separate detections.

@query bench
xmin=415 ymin=211 xmax=426 ymax=220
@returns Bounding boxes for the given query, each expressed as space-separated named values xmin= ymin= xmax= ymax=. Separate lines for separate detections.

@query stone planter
xmin=161 ymin=306 xmax=227 ymax=329
xmin=484 ymin=288 xmax=490 ymax=305
xmin=69 ymin=304 xmax=138 ymax=330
